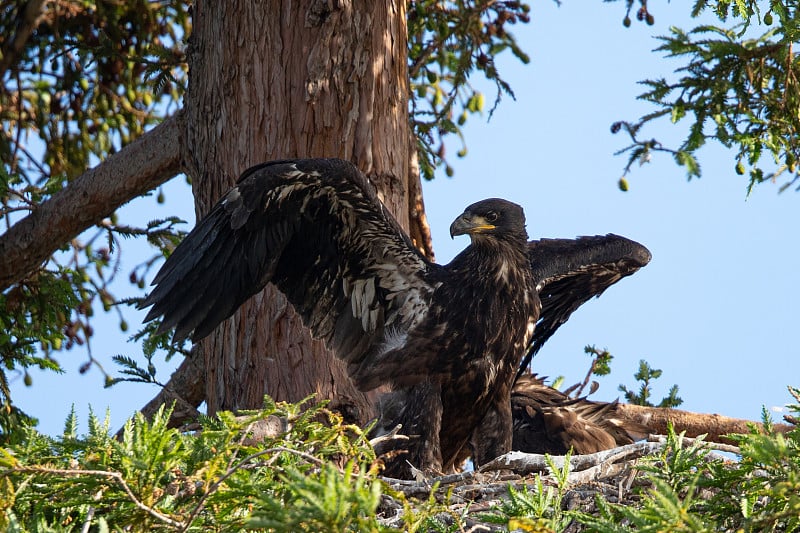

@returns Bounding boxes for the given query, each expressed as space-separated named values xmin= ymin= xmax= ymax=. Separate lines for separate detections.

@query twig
xmin=647 ymin=433 xmax=741 ymax=454
xmin=369 ymin=424 xmax=409 ymax=448
xmin=179 ymin=446 xmax=324 ymax=532
xmin=6 ymin=466 xmax=185 ymax=529
xmin=479 ymin=433 xmax=740 ymax=479
xmin=783 ymin=42 xmax=793 ymax=109
xmin=566 ymin=460 xmax=630 ymax=486
xmin=382 ymin=470 xmax=520 ymax=501
xmin=479 ymin=442 xmax=664 ymax=476
xmin=179 ymin=416 xmax=260 ymax=528
xmin=80 ymin=506 xmax=96 ymax=533
xmin=567 ymin=356 xmax=599 ymax=399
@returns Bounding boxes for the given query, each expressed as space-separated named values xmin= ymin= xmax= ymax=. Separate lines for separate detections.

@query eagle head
xmin=449 ymin=198 xmax=528 ymax=243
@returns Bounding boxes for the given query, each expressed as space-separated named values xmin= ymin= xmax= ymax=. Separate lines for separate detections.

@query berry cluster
xmin=622 ymin=0 xmax=655 ymax=27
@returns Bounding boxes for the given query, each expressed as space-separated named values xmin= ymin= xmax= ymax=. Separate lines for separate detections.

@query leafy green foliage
xmin=1 ymin=1 xmax=189 ymax=183
xmin=560 ymin=346 xmax=680 ymax=408
xmin=0 ymin=397 xmax=391 ymax=531
xmin=108 ymin=318 xmax=190 ymax=389
xmin=1 ymin=272 xmax=74 ymax=375
xmin=551 ymin=345 xmax=615 ymax=399
xmin=1 ymin=396 xmax=513 ymax=532
xmin=248 ymin=460 xmax=384 ymax=532
xmin=585 ymin=345 xmax=614 ymax=377
xmin=611 ymin=1 xmax=800 ymax=192
xmin=408 ymin=0 xmax=531 ymax=179
xmin=3 ymin=393 xmax=800 ymax=531
xmin=702 ymin=396 xmax=800 ymax=532
xmin=0 ymin=213 xmax=186 ymax=425
xmin=1 ymin=1 xmax=191 ymax=422
xmin=619 ymin=359 xmax=683 ymax=408
xmin=548 ymin=346 xmax=679 ymax=407
xmin=395 ymin=486 xmax=469 ymax=533
xmin=578 ymin=400 xmax=800 ymax=532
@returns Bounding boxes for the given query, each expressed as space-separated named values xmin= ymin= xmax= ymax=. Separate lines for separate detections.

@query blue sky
xmin=10 ymin=1 xmax=799 ymax=435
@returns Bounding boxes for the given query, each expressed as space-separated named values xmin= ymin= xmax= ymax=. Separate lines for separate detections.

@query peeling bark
xmin=184 ymin=1 xmax=410 ymax=424
xmin=0 ymin=111 xmax=184 ymax=290
xmin=408 ymin=147 xmax=435 ymax=260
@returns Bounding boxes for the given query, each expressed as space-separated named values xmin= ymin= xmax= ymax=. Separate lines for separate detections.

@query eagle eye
xmin=485 ymin=211 xmax=499 ymax=223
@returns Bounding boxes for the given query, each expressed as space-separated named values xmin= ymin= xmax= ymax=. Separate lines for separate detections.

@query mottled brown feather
xmin=511 ymin=374 xmax=649 ymax=455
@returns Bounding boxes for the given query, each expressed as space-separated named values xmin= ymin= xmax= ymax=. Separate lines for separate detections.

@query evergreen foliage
xmin=408 ymin=0 xmax=532 ymax=179
xmin=609 ymin=1 xmax=800 ymax=192
xmin=618 ymin=359 xmax=683 ymax=408
xmin=480 ymin=453 xmax=573 ymax=531
xmin=0 ymin=397 xmax=387 ymax=531
xmin=577 ymin=391 xmax=800 ymax=532
xmin=2 ymin=392 xmax=798 ymax=531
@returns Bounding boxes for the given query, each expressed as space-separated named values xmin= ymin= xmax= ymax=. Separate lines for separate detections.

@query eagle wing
xmin=518 ymin=235 xmax=652 ymax=377
xmin=511 ymin=374 xmax=649 ymax=454
xmin=140 ymin=159 xmax=436 ymax=370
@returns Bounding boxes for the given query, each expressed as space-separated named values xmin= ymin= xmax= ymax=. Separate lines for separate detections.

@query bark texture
xmin=617 ymin=403 xmax=793 ymax=444
xmin=184 ymin=0 xmax=411 ymax=422
xmin=408 ymin=147 xmax=435 ymax=260
xmin=0 ymin=111 xmax=184 ymax=290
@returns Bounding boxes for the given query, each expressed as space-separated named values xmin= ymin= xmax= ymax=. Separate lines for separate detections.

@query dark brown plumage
xmin=520 ymin=236 xmax=655 ymax=378
xmin=139 ymin=158 xmax=651 ymax=479
xmin=511 ymin=374 xmax=649 ymax=455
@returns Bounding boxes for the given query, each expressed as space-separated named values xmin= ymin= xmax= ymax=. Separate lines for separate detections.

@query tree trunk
xmin=183 ymin=0 xmax=410 ymax=423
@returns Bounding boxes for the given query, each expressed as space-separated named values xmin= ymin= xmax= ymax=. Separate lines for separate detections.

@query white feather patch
xmin=350 ymin=277 xmax=378 ymax=332
xmin=379 ymin=327 xmax=408 ymax=355
xmin=495 ymin=258 xmax=510 ymax=284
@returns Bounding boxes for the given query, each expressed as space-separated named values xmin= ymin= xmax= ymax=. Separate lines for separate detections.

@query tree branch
xmin=616 ymin=403 xmax=793 ymax=445
xmin=6 ymin=465 xmax=185 ymax=529
xmin=0 ymin=110 xmax=185 ymax=290
xmin=0 ymin=0 xmax=48 ymax=78
xmin=137 ymin=345 xmax=205 ymax=429
xmin=480 ymin=441 xmax=665 ymax=476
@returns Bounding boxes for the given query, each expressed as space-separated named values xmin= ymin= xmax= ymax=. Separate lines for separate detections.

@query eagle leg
xmin=379 ymin=382 xmax=444 ymax=479
xmin=469 ymin=384 xmax=513 ymax=468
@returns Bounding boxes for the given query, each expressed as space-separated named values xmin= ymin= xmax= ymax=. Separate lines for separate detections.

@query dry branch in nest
xmin=376 ymin=434 xmax=741 ymax=530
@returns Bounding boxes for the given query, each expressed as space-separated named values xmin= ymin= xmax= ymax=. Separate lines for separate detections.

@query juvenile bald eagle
xmin=140 ymin=158 xmax=650 ymax=478
xmin=511 ymin=374 xmax=649 ymax=455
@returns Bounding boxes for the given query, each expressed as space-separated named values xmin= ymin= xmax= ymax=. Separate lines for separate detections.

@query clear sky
xmin=10 ymin=1 xmax=799 ymax=436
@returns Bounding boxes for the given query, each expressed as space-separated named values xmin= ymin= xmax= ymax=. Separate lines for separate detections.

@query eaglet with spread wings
xmin=140 ymin=158 xmax=651 ymax=479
